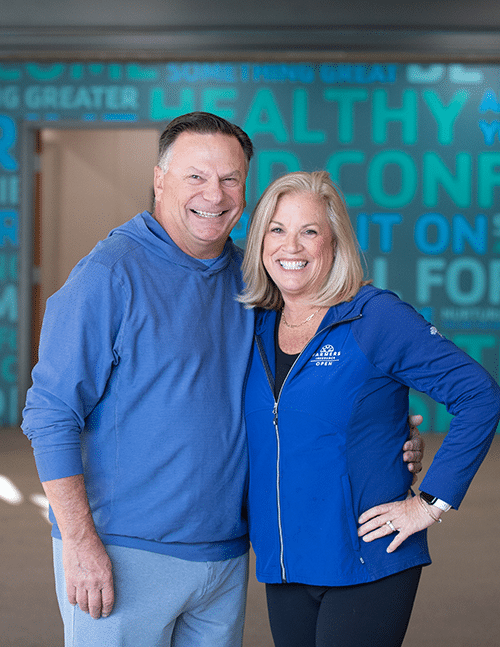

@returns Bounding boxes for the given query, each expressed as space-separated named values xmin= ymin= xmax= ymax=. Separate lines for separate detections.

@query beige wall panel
xmin=40 ymin=129 xmax=158 ymax=310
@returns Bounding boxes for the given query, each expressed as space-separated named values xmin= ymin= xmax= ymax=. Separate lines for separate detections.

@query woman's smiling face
xmin=262 ymin=192 xmax=335 ymax=303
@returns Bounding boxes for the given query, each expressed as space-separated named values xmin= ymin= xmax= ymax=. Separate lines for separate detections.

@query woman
xmin=240 ymin=171 xmax=500 ymax=647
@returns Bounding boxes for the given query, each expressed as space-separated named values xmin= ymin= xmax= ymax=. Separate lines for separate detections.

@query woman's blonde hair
xmin=239 ymin=171 xmax=369 ymax=310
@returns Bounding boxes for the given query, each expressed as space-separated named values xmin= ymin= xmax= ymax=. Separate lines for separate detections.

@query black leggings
xmin=266 ymin=567 xmax=422 ymax=647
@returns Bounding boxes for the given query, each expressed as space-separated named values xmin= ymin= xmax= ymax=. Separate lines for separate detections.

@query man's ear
xmin=153 ymin=166 xmax=164 ymax=198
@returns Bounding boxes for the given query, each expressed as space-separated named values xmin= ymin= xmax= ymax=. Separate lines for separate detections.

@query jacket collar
xmin=255 ymin=284 xmax=386 ymax=336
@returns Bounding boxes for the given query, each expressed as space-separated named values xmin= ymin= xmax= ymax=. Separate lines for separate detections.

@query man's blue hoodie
xmin=22 ymin=211 xmax=255 ymax=561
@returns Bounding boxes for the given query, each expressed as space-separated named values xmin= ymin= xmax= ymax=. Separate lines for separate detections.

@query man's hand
xmin=403 ymin=414 xmax=425 ymax=484
xmin=42 ymin=474 xmax=115 ymax=619
xmin=62 ymin=533 xmax=114 ymax=619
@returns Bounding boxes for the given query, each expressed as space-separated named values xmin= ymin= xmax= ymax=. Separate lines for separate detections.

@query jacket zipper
xmin=272 ymin=400 xmax=286 ymax=581
xmin=255 ymin=314 xmax=362 ymax=583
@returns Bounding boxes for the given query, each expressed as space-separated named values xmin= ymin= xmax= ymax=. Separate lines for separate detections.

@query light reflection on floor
xmin=0 ymin=473 xmax=50 ymax=521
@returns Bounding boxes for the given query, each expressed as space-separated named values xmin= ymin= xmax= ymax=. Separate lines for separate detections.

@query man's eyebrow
xmin=184 ymin=167 xmax=243 ymax=178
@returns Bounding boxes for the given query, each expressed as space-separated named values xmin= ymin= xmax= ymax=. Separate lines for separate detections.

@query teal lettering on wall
xmin=166 ymin=63 xmax=236 ymax=83
xmin=0 ymin=60 xmax=498 ymax=429
xmin=0 ymin=326 xmax=16 ymax=349
xmin=24 ymin=86 xmax=138 ymax=110
xmin=0 ymin=177 xmax=19 ymax=205
xmin=407 ymin=64 xmax=445 ymax=84
xmin=423 ymin=152 xmax=471 ymax=208
xmin=372 ymin=89 xmax=418 ymax=145
xmin=323 ymin=89 xmax=368 ymax=143
xmin=0 ymin=86 xmax=20 ymax=109
xmin=26 ymin=63 xmax=65 ymax=81
xmin=243 ymin=89 xmax=289 ymax=142
xmin=326 ymin=151 xmax=365 ymax=207
xmin=0 ymin=285 xmax=17 ymax=322
xmin=150 ymin=88 xmax=195 ymax=120
xmin=368 ymin=150 xmax=417 ymax=208
xmin=0 ymin=254 xmax=17 ymax=280
xmin=423 ymin=90 xmax=468 ymax=144
xmin=201 ymin=88 xmax=237 ymax=120
xmin=478 ymin=153 xmax=500 ymax=208
xmin=0 ymin=385 xmax=18 ymax=425
xmin=0 ymin=65 xmax=21 ymax=81
xmin=1 ymin=355 xmax=16 ymax=382
xmin=293 ymin=89 xmax=325 ymax=143
xmin=257 ymin=150 xmax=300 ymax=196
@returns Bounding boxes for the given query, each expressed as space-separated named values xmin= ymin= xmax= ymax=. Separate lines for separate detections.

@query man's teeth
xmin=193 ymin=210 xmax=224 ymax=218
xmin=279 ymin=261 xmax=307 ymax=270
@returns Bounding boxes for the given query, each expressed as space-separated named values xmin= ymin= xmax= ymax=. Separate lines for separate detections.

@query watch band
xmin=419 ymin=491 xmax=451 ymax=512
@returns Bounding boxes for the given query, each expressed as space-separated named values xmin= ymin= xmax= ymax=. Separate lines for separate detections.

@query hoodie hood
xmin=108 ymin=211 xmax=241 ymax=275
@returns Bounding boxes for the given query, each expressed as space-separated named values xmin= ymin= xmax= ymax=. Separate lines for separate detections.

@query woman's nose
xmin=283 ymin=232 xmax=301 ymax=251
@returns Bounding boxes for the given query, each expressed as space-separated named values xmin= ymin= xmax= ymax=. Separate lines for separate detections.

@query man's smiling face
xmin=153 ymin=131 xmax=247 ymax=259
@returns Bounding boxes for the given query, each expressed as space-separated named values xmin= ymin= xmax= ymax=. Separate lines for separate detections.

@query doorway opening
xmin=31 ymin=127 xmax=160 ymax=366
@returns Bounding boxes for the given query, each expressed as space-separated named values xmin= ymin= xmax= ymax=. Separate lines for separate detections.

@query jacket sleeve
xmin=351 ymin=291 xmax=500 ymax=509
xmin=22 ymin=257 xmax=126 ymax=482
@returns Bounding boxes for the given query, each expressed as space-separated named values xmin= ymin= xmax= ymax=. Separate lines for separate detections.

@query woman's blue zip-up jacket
xmin=244 ymin=285 xmax=500 ymax=586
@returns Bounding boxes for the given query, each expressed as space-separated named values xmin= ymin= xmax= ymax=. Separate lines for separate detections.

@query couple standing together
xmin=23 ymin=112 xmax=500 ymax=647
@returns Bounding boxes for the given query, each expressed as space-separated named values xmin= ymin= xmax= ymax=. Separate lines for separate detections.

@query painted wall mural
xmin=0 ymin=61 xmax=499 ymax=428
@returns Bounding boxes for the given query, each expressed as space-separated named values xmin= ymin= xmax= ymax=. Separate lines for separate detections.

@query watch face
xmin=420 ymin=492 xmax=437 ymax=505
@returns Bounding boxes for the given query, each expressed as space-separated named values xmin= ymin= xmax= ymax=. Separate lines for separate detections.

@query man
xmin=22 ymin=112 xmax=423 ymax=647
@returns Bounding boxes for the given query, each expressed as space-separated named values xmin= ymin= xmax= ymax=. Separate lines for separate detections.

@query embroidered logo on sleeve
xmin=310 ymin=344 xmax=341 ymax=366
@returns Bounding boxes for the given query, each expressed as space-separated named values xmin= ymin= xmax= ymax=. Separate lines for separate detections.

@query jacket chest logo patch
xmin=310 ymin=344 xmax=341 ymax=366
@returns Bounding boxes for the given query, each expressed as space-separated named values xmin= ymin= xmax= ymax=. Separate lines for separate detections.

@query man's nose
xmin=202 ymin=180 xmax=224 ymax=204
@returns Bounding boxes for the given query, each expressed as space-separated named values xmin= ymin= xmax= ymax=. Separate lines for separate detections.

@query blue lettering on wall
xmin=479 ymin=120 xmax=500 ymax=145
xmin=0 ymin=117 xmax=18 ymax=172
xmin=320 ymin=64 xmax=397 ymax=84
xmin=479 ymin=89 xmax=500 ymax=113
xmin=356 ymin=213 xmax=403 ymax=252
xmin=415 ymin=213 xmax=450 ymax=254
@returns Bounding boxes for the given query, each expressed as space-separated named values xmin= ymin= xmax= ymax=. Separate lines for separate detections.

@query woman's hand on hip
xmin=357 ymin=495 xmax=442 ymax=553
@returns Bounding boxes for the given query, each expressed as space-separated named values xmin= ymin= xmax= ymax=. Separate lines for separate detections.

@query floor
xmin=1 ymin=428 xmax=499 ymax=647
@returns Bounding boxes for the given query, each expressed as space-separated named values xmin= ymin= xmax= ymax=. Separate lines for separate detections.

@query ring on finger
xmin=386 ymin=520 xmax=397 ymax=533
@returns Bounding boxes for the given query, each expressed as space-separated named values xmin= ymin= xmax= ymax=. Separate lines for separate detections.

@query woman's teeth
xmin=279 ymin=261 xmax=307 ymax=270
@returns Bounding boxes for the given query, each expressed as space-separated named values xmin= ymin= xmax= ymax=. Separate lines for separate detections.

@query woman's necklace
xmin=281 ymin=306 xmax=322 ymax=329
